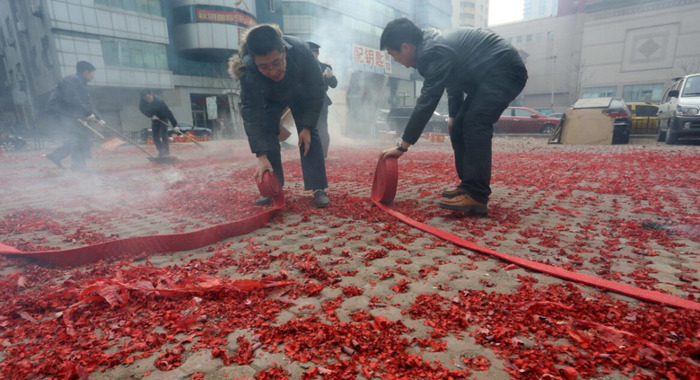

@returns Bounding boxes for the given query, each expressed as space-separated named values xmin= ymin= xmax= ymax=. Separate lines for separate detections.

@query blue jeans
xmin=258 ymin=107 xmax=328 ymax=191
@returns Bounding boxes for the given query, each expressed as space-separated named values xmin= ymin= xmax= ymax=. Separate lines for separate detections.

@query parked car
xmin=549 ymin=112 xmax=564 ymax=119
xmin=385 ymin=106 xmax=448 ymax=134
xmin=0 ymin=132 xmax=27 ymax=152
xmin=657 ymin=73 xmax=700 ymax=144
xmin=626 ymin=101 xmax=659 ymax=134
xmin=139 ymin=122 xmax=212 ymax=143
xmin=558 ymin=97 xmax=631 ymax=144
xmin=495 ymin=106 xmax=560 ymax=134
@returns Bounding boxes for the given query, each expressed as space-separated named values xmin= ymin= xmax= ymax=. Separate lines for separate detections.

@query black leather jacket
xmin=402 ymin=28 xmax=527 ymax=144
xmin=49 ymin=73 xmax=94 ymax=119
xmin=239 ymin=35 xmax=326 ymax=155
xmin=139 ymin=96 xmax=178 ymax=127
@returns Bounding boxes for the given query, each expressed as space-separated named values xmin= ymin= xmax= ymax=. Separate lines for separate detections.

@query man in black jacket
xmin=308 ymin=41 xmax=338 ymax=159
xmin=139 ymin=89 xmax=178 ymax=158
xmin=45 ymin=61 xmax=103 ymax=172
xmin=379 ymin=18 xmax=528 ymax=216
xmin=228 ymin=24 xmax=330 ymax=208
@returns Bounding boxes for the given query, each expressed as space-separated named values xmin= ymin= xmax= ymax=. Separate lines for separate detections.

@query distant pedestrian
xmin=228 ymin=24 xmax=330 ymax=208
xmin=139 ymin=89 xmax=178 ymax=158
xmin=379 ymin=18 xmax=528 ymax=215
xmin=45 ymin=61 xmax=103 ymax=172
xmin=308 ymin=41 xmax=338 ymax=158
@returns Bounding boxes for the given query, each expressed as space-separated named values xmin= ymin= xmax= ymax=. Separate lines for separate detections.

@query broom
xmin=79 ymin=119 xmax=156 ymax=159
xmin=155 ymin=118 xmax=205 ymax=148
xmin=77 ymin=119 xmax=125 ymax=151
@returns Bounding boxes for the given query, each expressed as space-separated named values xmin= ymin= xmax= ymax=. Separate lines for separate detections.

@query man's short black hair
xmin=140 ymin=89 xmax=154 ymax=98
xmin=245 ymin=24 xmax=284 ymax=57
xmin=380 ymin=18 xmax=423 ymax=51
xmin=76 ymin=61 xmax=95 ymax=73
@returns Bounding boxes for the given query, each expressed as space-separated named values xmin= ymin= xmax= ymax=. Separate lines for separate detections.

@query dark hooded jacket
xmin=402 ymin=28 xmax=527 ymax=144
xmin=48 ymin=73 xmax=94 ymax=119
xmin=239 ymin=35 xmax=326 ymax=154
xmin=139 ymin=95 xmax=178 ymax=127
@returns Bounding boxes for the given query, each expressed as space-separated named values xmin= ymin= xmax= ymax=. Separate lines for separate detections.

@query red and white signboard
xmin=352 ymin=45 xmax=392 ymax=74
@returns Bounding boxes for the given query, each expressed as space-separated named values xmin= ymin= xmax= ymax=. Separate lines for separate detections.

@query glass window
xmin=636 ymin=105 xmax=658 ymax=117
xmin=582 ymin=86 xmax=617 ymax=98
xmin=96 ymin=0 xmax=162 ymax=16
xmin=101 ymin=37 xmax=168 ymax=70
xmin=514 ymin=109 xmax=532 ymax=117
xmin=501 ymin=108 xmax=512 ymax=117
xmin=682 ymin=75 xmax=700 ymax=96
xmin=622 ymin=83 xmax=663 ymax=102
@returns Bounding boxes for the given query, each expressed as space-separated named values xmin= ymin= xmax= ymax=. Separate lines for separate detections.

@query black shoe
xmin=313 ymin=189 xmax=330 ymax=208
xmin=45 ymin=154 xmax=63 ymax=168
xmin=254 ymin=196 xmax=272 ymax=206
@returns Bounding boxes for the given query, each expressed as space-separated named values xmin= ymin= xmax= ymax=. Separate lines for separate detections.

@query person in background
xmin=228 ymin=24 xmax=330 ymax=209
xmin=139 ymin=89 xmax=178 ymax=158
xmin=45 ymin=61 xmax=103 ymax=172
xmin=307 ymin=41 xmax=338 ymax=159
xmin=379 ymin=18 xmax=528 ymax=216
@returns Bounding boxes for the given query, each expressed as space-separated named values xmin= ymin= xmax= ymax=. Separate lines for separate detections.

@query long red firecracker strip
xmin=0 ymin=171 xmax=284 ymax=267
xmin=371 ymin=156 xmax=700 ymax=312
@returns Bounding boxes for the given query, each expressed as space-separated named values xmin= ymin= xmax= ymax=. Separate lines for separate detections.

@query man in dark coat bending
xmin=139 ymin=89 xmax=178 ymax=158
xmin=379 ymin=18 xmax=528 ymax=216
xmin=228 ymin=24 xmax=330 ymax=208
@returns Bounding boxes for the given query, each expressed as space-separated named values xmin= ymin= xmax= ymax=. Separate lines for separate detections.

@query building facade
xmin=280 ymin=0 xmax=453 ymax=138
xmin=1 ymin=0 xmax=452 ymax=140
xmin=491 ymin=0 xmax=700 ymax=113
xmin=0 ymin=0 xmax=258 ymax=138
xmin=524 ymin=0 xmax=558 ymax=19
xmin=452 ymin=0 xmax=488 ymax=28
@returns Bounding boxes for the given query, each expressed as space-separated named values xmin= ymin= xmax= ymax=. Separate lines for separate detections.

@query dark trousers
xmin=152 ymin=122 xmax=169 ymax=156
xmin=47 ymin=116 xmax=91 ymax=170
xmin=258 ymin=107 xmax=328 ymax=191
xmin=450 ymin=65 xmax=528 ymax=204
xmin=318 ymin=104 xmax=330 ymax=158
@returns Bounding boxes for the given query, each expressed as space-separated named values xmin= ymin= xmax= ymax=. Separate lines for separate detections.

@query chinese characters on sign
xmin=352 ymin=45 xmax=392 ymax=74
xmin=196 ymin=8 xmax=256 ymax=27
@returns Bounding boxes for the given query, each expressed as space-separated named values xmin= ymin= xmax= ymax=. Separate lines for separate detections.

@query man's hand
xmin=173 ymin=126 xmax=182 ymax=134
xmin=152 ymin=115 xmax=160 ymax=121
xmin=87 ymin=114 xmax=97 ymax=122
xmin=447 ymin=117 xmax=454 ymax=134
xmin=97 ymin=119 xmax=106 ymax=127
xmin=380 ymin=147 xmax=405 ymax=160
xmin=380 ymin=140 xmax=410 ymax=160
xmin=323 ymin=68 xmax=333 ymax=78
xmin=298 ymin=128 xmax=311 ymax=156
xmin=255 ymin=155 xmax=273 ymax=184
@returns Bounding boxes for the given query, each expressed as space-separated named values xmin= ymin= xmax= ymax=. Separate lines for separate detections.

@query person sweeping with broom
xmin=139 ymin=89 xmax=178 ymax=160
xmin=45 ymin=61 xmax=104 ymax=172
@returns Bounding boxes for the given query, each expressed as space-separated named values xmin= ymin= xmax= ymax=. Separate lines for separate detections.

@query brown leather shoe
xmin=439 ymin=194 xmax=488 ymax=215
xmin=441 ymin=187 xmax=466 ymax=198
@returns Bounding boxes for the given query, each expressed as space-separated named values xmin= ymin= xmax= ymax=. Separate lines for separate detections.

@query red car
xmin=495 ymin=107 xmax=560 ymax=134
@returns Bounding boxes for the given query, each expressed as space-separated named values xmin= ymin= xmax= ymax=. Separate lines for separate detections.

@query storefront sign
xmin=352 ymin=45 xmax=392 ymax=74
xmin=196 ymin=8 xmax=256 ymax=27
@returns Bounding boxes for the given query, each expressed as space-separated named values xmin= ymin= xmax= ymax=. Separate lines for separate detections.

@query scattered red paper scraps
xmin=0 ymin=139 xmax=698 ymax=378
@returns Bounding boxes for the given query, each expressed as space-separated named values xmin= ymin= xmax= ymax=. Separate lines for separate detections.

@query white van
xmin=657 ymin=73 xmax=700 ymax=144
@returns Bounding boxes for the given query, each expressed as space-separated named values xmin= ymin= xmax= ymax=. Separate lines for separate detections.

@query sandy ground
xmin=0 ymin=134 xmax=698 ymax=379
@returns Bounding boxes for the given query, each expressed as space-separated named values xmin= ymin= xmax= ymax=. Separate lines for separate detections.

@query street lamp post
xmin=548 ymin=55 xmax=557 ymax=112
